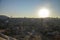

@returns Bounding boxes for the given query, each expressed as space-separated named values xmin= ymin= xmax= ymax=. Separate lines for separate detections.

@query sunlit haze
xmin=38 ymin=8 xmax=49 ymax=18
xmin=0 ymin=0 xmax=60 ymax=18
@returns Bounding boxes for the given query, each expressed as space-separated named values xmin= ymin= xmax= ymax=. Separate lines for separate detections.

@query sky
xmin=0 ymin=0 xmax=60 ymax=18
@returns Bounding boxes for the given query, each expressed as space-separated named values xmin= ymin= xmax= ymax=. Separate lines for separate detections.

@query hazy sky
xmin=0 ymin=0 xmax=60 ymax=18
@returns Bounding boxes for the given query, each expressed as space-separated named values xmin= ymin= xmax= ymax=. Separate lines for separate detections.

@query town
xmin=0 ymin=15 xmax=60 ymax=40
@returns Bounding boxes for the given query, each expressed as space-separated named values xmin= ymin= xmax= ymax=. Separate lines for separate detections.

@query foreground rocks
xmin=0 ymin=33 xmax=17 ymax=40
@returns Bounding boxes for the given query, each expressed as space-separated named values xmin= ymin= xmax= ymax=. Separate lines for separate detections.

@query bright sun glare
xmin=38 ymin=8 xmax=49 ymax=18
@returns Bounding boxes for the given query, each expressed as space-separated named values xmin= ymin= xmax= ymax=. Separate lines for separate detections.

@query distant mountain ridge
xmin=0 ymin=15 xmax=9 ymax=20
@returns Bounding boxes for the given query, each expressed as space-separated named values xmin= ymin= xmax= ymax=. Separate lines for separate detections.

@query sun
xmin=38 ymin=8 xmax=49 ymax=18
